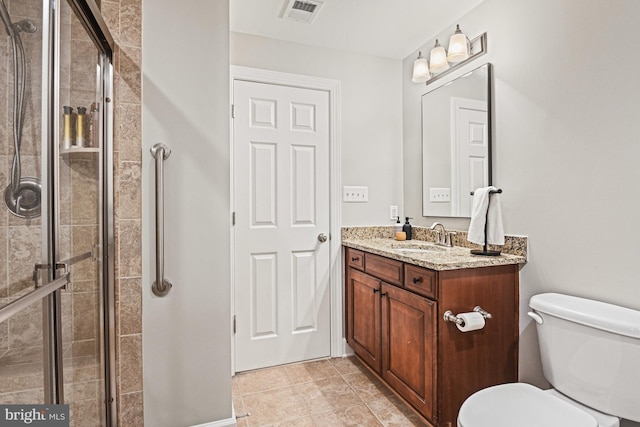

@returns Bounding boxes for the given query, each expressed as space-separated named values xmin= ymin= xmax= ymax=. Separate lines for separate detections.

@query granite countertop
xmin=342 ymin=238 xmax=526 ymax=271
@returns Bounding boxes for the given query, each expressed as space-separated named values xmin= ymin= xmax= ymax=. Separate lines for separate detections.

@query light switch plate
xmin=390 ymin=205 xmax=398 ymax=220
xmin=343 ymin=186 xmax=368 ymax=202
xmin=429 ymin=188 xmax=450 ymax=202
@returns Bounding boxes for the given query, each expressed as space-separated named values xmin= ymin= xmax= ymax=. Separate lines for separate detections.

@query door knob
xmin=317 ymin=233 xmax=328 ymax=242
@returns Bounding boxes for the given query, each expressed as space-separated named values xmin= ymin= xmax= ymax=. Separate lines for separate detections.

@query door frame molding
xmin=230 ymin=66 xmax=343 ymax=373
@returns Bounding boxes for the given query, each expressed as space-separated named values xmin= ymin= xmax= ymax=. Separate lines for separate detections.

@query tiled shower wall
xmin=100 ymin=0 xmax=144 ymax=425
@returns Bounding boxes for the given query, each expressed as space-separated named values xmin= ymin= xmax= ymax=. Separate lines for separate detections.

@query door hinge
xmin=231 ymin=104 xmax=235 ymax=119
xmin=233 ymin=315 xmax=236 ymax=334
xmin=232 ymin=212 xmax=236 ymax=226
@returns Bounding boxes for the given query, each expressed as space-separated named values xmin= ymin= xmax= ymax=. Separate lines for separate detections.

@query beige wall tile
xmin=119 ymin=0 xmax=141 ymax=48
xmin=116 ymin=47 xmax=141 ymax=104
xmin=118 ymin=277 xmax=141 ymax=335
xmin=119 ymin=391 xmax=143 ymax=427
xmin=118 ymin=161 xmax=141 ymax=220
xmin=7 ymin=225 xmax=40 ymax=298
xmin=8 ymin=300 xmax=42 ymax=348
xmin=101 ymin=2 xmax=120 ymax=41
xmin=72 ymin=292 xmax=98 ymax=341
xmin=118 ymin=220 xmax=141 ymax=277
xmin=116 ymin=103 xmax=141 ymax=158
xmin=118 ymin=334 xmax=142 ymax=393
xmin=70 ymin=157 xmax=99 ymax=225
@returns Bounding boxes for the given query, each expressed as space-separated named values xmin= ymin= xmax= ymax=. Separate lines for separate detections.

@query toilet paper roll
xmin=456 ymin=312 xmax=485 ymax=332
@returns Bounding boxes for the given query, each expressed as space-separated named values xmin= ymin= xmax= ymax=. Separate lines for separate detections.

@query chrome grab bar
xmin=151 ymin=143 xmax=172 ymax=297
xmin=0 ymin=274 xmax=70 ymax=324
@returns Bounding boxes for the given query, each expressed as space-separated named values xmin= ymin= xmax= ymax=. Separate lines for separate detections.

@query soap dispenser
xmin=393 ymin=216 xmax=402 ymax=233
xmin=403 ymin=217 xmax=413 ymax=240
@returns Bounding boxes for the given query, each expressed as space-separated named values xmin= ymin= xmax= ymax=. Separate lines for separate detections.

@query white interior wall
xmin=141 ymin=1 xmax=232 ymax=426
xmin=136 ymin=0 xmax=640 ymax=424
xmin=230 ymin=32 xmax=403 ymax=226
xmin=403 ymin=2 xmax=640 ymax=424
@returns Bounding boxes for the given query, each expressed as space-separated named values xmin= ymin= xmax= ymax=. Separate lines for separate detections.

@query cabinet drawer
xmin=346 ymin=248 xmax=365 ymax=270
xmin=365 ymin=253 xmax=403 ymax=286
xmin=404 ymin=264 xmax=437 ymax=299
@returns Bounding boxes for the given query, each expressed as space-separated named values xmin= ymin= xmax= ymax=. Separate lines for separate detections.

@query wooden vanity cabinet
xmin=345 ymin=247 xmax=518 ymax=427
xmin=346 ymin=268 xmax=382 ymax=372
xmin=381 ymin=282 xmax=436 ymax=420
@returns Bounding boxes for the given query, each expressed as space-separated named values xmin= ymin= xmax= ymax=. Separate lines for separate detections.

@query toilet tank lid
xmin=530 ymin=293 xmax=640 ymax=340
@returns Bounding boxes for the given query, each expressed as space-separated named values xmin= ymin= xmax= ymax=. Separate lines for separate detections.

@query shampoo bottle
xmin=76 ymin=106 xmax=87 ymax=147
xmin=62 ymin=106 xmax=74 ymax=150
xmin=403 ymin=217 xmax=413 ymax=240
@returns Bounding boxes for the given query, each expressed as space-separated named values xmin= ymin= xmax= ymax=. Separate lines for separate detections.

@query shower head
xmin=0 ymin=0 xmax=37 ymax=36
xmin=14 ymin=19 xmax=37 ymax=34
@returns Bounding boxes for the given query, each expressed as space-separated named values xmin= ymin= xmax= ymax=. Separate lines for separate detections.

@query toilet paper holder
xmin=443 ymin=306 xmax=492 ymax=326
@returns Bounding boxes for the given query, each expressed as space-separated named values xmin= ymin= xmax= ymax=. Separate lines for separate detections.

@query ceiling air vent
xmin=280 ymin=0 xmax=324 ymax=24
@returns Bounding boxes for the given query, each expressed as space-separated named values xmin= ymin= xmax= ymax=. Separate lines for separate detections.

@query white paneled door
xmin=233 ymin=80 xmax=331 ymax=372
xmin=451 ymin=97 xmax=489 ymax=217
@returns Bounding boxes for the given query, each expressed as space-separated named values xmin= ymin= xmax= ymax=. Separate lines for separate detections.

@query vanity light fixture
xmin=447 ymin=24 xmax=470 ymax=62
xmin=429 ymin=39 xmax=449 ymax=74
xmin=412 ymin=28 xmax=487 ymax=86
xmin=412 ymin=51 xmax=430 ymax=82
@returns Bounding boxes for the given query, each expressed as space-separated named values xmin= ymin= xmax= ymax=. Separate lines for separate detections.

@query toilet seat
xmin=457 ymin=383 xmax=598 ymax=427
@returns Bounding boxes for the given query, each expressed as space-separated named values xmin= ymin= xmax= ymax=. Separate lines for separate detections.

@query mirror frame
xmin=421 ymin=62 xmax=493 ymax=218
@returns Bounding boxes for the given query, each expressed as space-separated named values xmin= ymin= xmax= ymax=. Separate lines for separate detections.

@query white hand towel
xmin=468 ymin=186 xmax=505 ymax=246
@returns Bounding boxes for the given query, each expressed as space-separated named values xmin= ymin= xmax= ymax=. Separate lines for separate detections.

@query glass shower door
xmin=56 ymin=0 xmax=106 ymax=423
xmin=0 ymin=0 xmax=114 ymax=425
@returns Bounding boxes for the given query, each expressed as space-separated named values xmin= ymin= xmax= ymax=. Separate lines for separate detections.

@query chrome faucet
xmin=429 ymin=222 xmax=457 ymax=247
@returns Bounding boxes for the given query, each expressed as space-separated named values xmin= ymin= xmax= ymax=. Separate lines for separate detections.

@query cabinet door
xmin=381 ymin=283 xmax=436 ymax=421
xmin=346 ymin=268 xmax=381 ymax=373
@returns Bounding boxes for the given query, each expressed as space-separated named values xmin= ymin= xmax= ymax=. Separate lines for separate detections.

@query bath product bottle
xmin=393 ymin=216 xmax=402 ymax=233
xmin=403 ymin=217 xmax=413 ymax=240
xmin=62 ymin=106 xmax=74 ymax=150
xmin=88 ymin=102 xmax=99 ymax=148
xmin=75 ymin=106 xmax=87 ymax=147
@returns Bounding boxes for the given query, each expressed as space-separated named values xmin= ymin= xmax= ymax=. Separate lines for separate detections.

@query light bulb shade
xmin=429 ymin=43 xmax=449 ymax=74
xmin=447 ymin=32 xmax=469 ymax=63
xmin=412 ymin=52 xmax=430 ymax=82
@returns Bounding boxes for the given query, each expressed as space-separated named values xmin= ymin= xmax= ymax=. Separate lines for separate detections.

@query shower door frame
xmin=0 ymin=0 xmax=115 ymax=422
xmin=44 ymin=0 xmax=117 ymax=424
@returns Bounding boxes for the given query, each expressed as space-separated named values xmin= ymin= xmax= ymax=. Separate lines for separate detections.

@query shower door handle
xmin=151 ymin=143 xmax=172 ymax=297
xmin=0 ymin=274 xmax=70 ymax=324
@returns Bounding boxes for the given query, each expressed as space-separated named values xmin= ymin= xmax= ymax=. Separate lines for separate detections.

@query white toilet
xmin=458 ymin=292 xmax=640 ymax=427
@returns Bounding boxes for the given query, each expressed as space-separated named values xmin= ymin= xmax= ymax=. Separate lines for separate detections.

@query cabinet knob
xmin=412 ymin=277 xmax=423 ymax=284
xmin=351 ymin=257 xmax=359 ymax=262
xmin=373 ymin=288 xmax=379 ymax=294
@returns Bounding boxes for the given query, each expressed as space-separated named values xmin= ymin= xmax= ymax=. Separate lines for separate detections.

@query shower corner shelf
xmin=60 ymin=146 xmax=100 ymax=155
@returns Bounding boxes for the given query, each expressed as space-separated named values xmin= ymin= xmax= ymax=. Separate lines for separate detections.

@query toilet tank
xmin=529 ymin=293 xmax=640 ymax=423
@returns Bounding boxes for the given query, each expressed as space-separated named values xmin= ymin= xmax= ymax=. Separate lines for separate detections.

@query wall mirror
xmin=422 ymin=63 xmax=492 ymax=218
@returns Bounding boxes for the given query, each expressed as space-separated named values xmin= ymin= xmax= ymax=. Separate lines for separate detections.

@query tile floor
xmin=232 ymin=356 xmax=430 ymax=427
